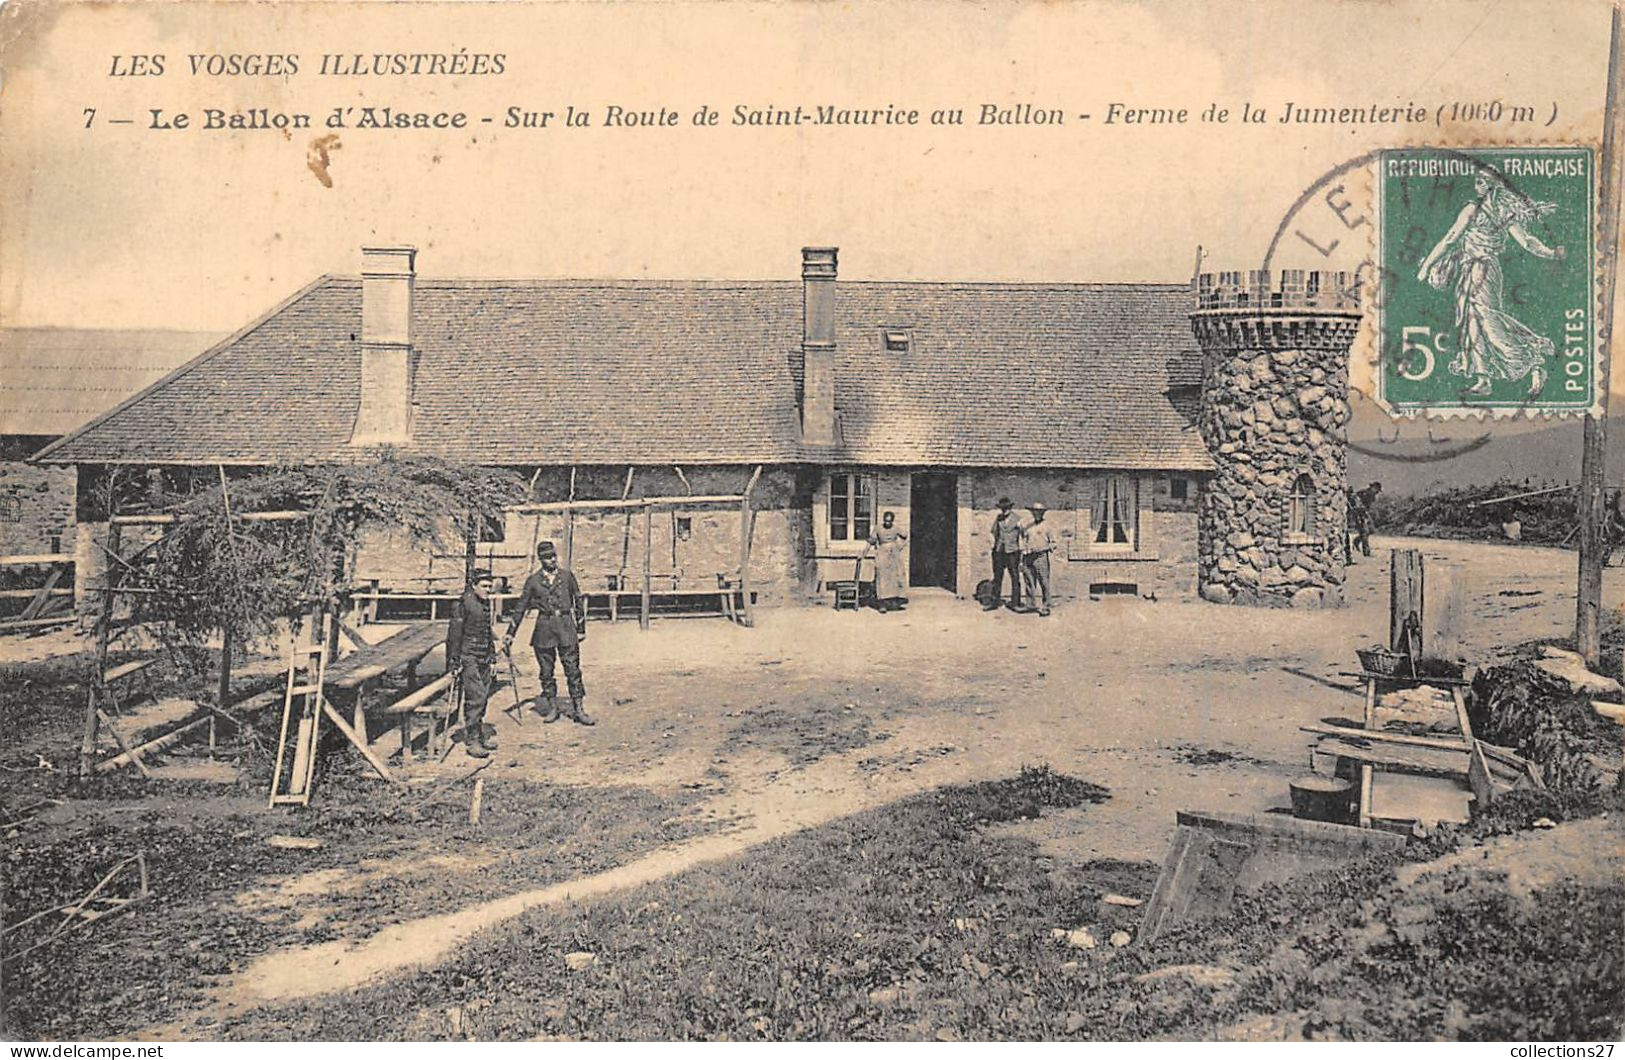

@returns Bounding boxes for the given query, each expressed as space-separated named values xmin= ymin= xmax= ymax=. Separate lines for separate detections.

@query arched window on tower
xmin=1288 ymin=474 xmax=1315 ymax=537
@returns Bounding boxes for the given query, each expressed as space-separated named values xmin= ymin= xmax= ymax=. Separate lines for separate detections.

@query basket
xmin=1356 ymin=647 xmax=1412 ymax=677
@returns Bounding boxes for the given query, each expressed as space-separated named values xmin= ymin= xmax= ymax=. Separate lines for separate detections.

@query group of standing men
xmin=444 ymin=539 xmax=592 ymax=759
xmin=987 ymin=497 xmax=1056 ymax=616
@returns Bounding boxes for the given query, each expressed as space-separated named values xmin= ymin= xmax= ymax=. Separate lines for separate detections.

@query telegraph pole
xmin=1577 ymin=3 xmax=1625 ymax=668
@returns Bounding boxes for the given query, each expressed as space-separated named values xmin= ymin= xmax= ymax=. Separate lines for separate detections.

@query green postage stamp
xmin=1377 ymin=146 xmax=1596 ymax=415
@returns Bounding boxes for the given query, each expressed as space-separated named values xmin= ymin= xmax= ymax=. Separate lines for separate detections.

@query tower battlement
xmin=1195 ymin=270 xmax=1360 ymax=312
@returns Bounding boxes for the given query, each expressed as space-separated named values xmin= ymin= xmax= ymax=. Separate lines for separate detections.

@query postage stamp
xmin=1375 ymin=146 xmax=1596 ymax=416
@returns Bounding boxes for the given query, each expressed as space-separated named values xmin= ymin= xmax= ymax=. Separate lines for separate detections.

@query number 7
xmin=82 ymin=107 xmax=95 ymax=129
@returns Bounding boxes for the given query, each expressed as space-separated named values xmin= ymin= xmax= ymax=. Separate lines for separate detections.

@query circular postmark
xmin=1255 ymin=145 xmax=1591 ymax=464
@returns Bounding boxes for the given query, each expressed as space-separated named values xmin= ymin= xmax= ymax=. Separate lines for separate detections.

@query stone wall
xmin=1191 ymin=271 xmax=1361 ymax=608
xmin=0 ymin=437 xmax=74 ymax=556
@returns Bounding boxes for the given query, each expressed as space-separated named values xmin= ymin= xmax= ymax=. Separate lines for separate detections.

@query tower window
xmin=1288 ymin=474 xmax=1315 ymax=536
xmin=882 ymin=328 xmax=912 ymax=354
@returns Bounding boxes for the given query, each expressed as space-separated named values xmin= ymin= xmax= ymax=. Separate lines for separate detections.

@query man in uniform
xmin=987 ymin=497 xmax=1026 ymax=611
xmin=1020 ymin=501 xmax=1056 ymax=616
xmin=502 ymin=540 xmax=592 ymax=725
xmin=446 ymin=568 xmax=500 ymax=758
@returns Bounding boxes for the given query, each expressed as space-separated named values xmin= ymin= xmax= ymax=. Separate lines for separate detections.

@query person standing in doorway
xmin=1353 ymin=481 xmax=1383 ymax=558
xmin=865 ymin=510 xmax=909 ymax=613
xmin=503 ymin=540 xmax=592 ymax=725
xmin=987 ymin=497 xmax=1025 ymax=611
xmin=1021 ymin=502 xmax=1056 ymax=616
xmin=446 ymin=569 xmax=499 ymax=758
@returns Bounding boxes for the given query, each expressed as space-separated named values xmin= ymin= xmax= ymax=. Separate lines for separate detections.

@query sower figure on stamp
xmin=447 ymin=568 xmax=500 ymax=759
xmin=503 ymin=540 xmax=592 ymax=725
xmin=987 ymin=497 xmax=1025 ymax=612
xmin=1020 ymin=502 xmax=1055 ymax=617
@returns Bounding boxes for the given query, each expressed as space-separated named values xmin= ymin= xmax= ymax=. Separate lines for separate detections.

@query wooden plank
xmin=0 ymin=553 xmax=75 ymax=567
xmin=1299 ymin=723 xmax=1471 ymax=750
xmin=504 ymin=494 xmax=745 ymax=515
xmin=1450 ymin=686 xmax=1474 ymax=741
xmin=379 ymin=673 xmax=454 ymax=715
xmin=1390 ymin=548 xmax=1424 ymax=654
xmin=739 ymin=465 xmax=762 ymax=628
xmin=0 ymin=615 xmax=74 ymax=632
xmin=1358 ymin=765 xmax=1373 ymax=828
xmin=103 ymin=659 xmax=157 ymax=683
xmin=0 ymin=586 xmax=73 ymax=600
xmin=1312 ymin=736 xmax=1471 ymax=777
xmin=110 ymin=510 xmax=309 ymax=526
xmin=325 ymin=624 xmax=446 ymax=688
xmin=1425 ymin=561 xmax=1467 ymax=663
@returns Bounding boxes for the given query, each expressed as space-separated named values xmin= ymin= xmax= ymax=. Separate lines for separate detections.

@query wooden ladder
xmin=269 ymin=610 xmax=332 ymax=807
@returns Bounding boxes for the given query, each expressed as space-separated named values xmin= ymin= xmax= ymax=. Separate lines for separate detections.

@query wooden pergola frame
xmin=502 ymin=464 xmax=764 ymax=630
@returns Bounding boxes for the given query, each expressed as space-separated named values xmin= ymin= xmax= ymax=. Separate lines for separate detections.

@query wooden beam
xmin=1389 ymin=548 xmax=1423 ymax=656
xmin=1300 ymin=723 xmax=1470 ymax=751
xmin=564 ymin=466 xmax=577 ymax=570
xmin=0 ymin=554 xmax=75 ymax=567
xmin=673 ymin=466 xmax=692 ymax=492
xmin=320 ymin=699 xmax=401 ymax=783
xmin=80 ymin=521 xmax=121 ymax=778
xmin=739 ymin=465 xmax=762 ymax=628
xmin=622 ymin=466 xmax=636 ymax=500
xmin=505 ymin=494 xmax=744 ymax=514
xmin=641 ymin=503 xmax=653 ymax=631
xmin=110 ymin=510 xmax=309 ymax=526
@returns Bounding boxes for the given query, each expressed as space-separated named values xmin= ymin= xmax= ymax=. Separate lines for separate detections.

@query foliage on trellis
xmin=112 ymin=456 xmax=526 ymax=649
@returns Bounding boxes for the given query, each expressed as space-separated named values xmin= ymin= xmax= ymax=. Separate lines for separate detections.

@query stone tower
xmin=1190 ymin=270 xmax=1361 ymax=608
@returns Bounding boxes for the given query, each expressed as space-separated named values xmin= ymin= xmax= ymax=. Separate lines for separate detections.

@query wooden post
xmin=216 ymin=624 xmax=233 ymax=741
xmin=641 ymin=502 xmax=653 ymax=631
xmin=79 ymin=521 xmax=122 ymax=777
xmin=1389 ymin=548 xmax=1424 ymax=654
xmin=1578 ymin=5 xmax=1624 ymax=669
xmin=564 ymin=466 xmax=577 ymax=570
xmin=739 ymin=465 xmax=762 ymax=627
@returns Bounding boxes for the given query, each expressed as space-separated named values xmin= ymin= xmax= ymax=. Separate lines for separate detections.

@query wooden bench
xmin=377 ymin=672 xmax=459 ymax=760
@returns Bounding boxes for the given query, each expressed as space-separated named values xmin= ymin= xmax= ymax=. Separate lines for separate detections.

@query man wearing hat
xmin=503 ymin=540 xmax=592 ymax=725
xmin=1020 ymin=502 xmax=1056 ymax=617
xmin=987 ymin=497 xmax=1026 ymax=611
xmin=446 ymin=568 xmax=500 ymax=758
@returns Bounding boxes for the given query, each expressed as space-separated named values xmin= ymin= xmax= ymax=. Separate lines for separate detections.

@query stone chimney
xmin=800 ymin=247 xmax=838 ymax=447
xmin=350 ymin=245 xmax=417 ymax=446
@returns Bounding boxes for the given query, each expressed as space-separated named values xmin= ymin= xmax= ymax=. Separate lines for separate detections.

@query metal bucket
xmin=1290 ymin=775 xmax=1357 ymax=825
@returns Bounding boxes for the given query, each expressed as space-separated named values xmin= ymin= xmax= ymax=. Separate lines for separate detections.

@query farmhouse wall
xmin=0 ymin=437 xmax=74 ymax=556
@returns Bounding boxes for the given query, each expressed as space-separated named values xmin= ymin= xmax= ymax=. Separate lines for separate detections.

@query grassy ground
xmin=196 ymin=770 xmax=1623 ymax=1042
xmin=0 ymin=648 xmax=728 ymax=1044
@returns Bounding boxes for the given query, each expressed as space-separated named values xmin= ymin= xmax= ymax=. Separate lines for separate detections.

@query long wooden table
xmin=325 ymin=623 xmax=448 ymax=735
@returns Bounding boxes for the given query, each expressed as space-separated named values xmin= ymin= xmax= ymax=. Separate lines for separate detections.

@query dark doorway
xmin=909 ymin=472 xmax=958 ymax=590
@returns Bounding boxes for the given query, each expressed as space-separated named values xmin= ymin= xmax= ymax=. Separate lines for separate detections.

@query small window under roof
xmin=882 ymin=328 xmax=912 ymax=353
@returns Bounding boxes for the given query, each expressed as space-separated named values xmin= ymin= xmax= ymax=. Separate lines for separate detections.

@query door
xmin=909 ymin=472 xmax=958 ymax=590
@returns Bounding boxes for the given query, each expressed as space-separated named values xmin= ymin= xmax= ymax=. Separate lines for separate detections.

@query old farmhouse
xmin=35 ymin=247 xmax=1361 ymax=612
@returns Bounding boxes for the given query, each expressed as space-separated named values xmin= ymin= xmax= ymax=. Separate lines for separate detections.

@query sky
xmin=0 ymin=0 xmax=1617 ymax=410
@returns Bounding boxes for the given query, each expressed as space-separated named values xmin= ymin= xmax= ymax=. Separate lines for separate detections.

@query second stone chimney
xmin=800 ymin=246 xmax=838 ymax=447
xmin=350 ymin=245 xmax=417 ymax=446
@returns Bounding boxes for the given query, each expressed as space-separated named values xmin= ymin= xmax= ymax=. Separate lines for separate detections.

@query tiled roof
xmin=0 ymin=328 xmax=222 ymax=437
xmin=37 ymin=276 xmax=1212 ymax=471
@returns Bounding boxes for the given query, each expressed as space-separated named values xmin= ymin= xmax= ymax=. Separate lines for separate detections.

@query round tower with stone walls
xmin=1190 ymin=270 xmax=1362 ymax=608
